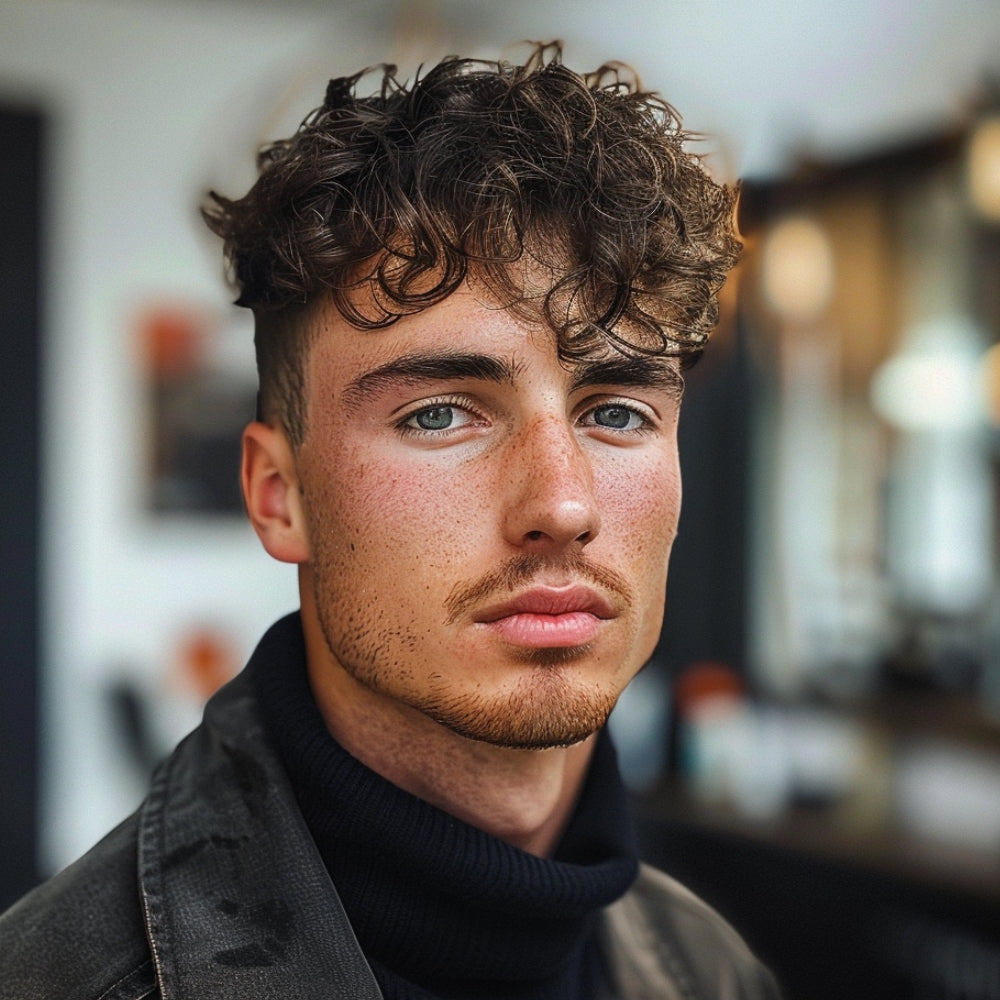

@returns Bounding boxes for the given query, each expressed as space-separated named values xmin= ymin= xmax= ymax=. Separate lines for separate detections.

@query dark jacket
xmin=0 ymin=651 xmax=780 ymax=1000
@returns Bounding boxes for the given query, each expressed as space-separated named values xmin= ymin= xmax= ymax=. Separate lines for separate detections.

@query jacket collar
xmin=136 ymin=633 xmax=383 ymax=999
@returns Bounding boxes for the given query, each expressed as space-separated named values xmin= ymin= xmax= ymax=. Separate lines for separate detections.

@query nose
xmin=501 ymin=416 xmax=601 ymax=552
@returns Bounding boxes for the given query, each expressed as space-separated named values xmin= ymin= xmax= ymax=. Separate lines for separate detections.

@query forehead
xmin=315 ymin=269 xmax=673 ymax=355
xmin=305 ymin=284 xmax=681 ymax=389
xmin=308 ymin=283 xmax=529 ymax=368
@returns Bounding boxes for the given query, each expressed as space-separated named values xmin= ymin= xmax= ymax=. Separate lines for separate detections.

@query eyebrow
xmin=568 ymin=356 xmax=685 ymax=398
xmin=343 ymin=351 xmax=518 ymax=404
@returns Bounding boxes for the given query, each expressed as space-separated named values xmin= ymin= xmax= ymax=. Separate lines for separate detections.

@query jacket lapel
xmin=137 ymin=670 xmax=383 ymax=1000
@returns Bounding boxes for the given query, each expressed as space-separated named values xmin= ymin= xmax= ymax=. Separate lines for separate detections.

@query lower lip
xmin=482 ymin=612 xmax=603 ymax=648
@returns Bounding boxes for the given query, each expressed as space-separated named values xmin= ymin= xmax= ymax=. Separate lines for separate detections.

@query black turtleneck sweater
xmin=250 ymin=615 xmax=639 ymax=1000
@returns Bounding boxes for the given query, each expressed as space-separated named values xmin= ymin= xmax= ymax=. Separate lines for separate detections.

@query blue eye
xmin=411 ymin=405 xmax=455 ymax=430
xmin=591 ymin=404 xmax=642 ymax=430
xmin=398 ymin=399 xmax=484 ymax=437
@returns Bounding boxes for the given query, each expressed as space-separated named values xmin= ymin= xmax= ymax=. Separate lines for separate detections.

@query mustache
xmin=444 ymin=552 xmax=634 ymax=624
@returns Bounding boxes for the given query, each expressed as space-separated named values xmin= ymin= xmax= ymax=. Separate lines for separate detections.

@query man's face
xmin=293 ymin=283 xmax=683 ymax=750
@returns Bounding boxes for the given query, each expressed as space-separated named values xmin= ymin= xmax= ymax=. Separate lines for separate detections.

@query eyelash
xmin=396 ymin=396 xmax=655 ymax=438
xmin=580 ymin=399 xmax=656 ymax=434
xmin=396 ymin=396 xmax=486 ymax=437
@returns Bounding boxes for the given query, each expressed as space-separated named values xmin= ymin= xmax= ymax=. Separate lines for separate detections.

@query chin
xmin=421 ymin=677 xmax=618 ymax=750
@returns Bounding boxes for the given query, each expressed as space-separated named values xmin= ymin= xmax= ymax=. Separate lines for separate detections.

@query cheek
xmin=599 ymin=454 xmax=680 ymax=656
xmin=596 ymin=450 xmax=681 ymax=566
xmin=305 ymin=447 xmax=486 ymax=581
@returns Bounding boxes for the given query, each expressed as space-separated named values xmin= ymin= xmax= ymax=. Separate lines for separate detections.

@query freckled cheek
xmin=595 ymin=456 xmax=679 ymax=657
xmin=594 ymin=454 xmax=681 ymax=566
xmin=313 ymin=452 xmax=483 ymax=576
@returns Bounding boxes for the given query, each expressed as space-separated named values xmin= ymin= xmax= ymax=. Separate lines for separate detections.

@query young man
xmin=1 ymin=44 xmax=779 ymax=999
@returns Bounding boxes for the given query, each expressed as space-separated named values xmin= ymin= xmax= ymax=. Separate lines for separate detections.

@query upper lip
xmin=474 ymin=585 xmax=617 ymax=623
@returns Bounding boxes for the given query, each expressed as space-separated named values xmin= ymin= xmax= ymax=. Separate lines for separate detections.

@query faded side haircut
xmin=203 ymin=42 xmax=741 ymax=444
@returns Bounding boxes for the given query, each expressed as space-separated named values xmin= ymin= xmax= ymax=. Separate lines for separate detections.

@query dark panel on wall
xmin=0 ymin=105 xmax=44 ymax=909
xmin=636 ymin=811 xmax=1000 ymax=1000
xmin=655 ymin=325 xmax=751 ymax=674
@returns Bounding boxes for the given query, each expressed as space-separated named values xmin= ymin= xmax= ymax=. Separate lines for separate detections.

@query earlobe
xmin=241 ymin=422 xmax=311 ymax=564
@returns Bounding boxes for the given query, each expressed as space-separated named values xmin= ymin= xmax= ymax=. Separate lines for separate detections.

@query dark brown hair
xmin=203 ymin=42 xmax=740 ymax=443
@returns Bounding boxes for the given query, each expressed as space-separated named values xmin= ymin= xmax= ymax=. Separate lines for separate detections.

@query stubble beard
xmin=307 ymin=525 xmax=634 ymax=750
xmin=311 ymin=583 xmax=621 ymax=750
xmin=318 ymin=611 xmax=620 ymax=749
xmin=416 ymin=652 xmax=620 ymax=749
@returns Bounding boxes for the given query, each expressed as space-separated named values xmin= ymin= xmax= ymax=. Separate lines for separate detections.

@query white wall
xmin=1 ymin=0 xmax=359 ymax=870
xmin=2 ymin=0 xmax=999 ymax=871
xmin=477 ymin=0 xmax=1000 ymax=176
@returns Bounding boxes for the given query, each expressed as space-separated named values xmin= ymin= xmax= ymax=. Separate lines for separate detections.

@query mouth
xmin=474 ymin=586 xmax=617 ymax=649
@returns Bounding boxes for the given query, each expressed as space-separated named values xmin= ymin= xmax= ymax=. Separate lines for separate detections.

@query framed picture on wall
xmin=140 ymin=303 xmax=257 ymax=515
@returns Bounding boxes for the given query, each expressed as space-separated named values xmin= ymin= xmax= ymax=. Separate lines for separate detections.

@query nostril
xmin=576 ymin=531 xmax=591 ymax=542
xmin=526 ymin=530 xmax=543 ymax=541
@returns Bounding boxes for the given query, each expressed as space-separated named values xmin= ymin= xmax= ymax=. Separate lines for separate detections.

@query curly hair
xmin=203 ymin=42 xmax=740 ymax=444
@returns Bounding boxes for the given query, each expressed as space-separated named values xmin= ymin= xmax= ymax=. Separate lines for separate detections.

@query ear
xmin=241 ymin=421 xmax=310 ymax=564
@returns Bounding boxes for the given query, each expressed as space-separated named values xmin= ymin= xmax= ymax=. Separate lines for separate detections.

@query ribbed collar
xmin=250 ymin=613 xmax=638 ymax=1000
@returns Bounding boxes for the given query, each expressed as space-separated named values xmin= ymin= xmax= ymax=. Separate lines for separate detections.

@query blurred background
xmin=3 ymin=1 xmax=1000 ymax=997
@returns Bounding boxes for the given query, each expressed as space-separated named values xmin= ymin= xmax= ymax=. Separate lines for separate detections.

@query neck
xmin=301 ymin=596 xmax=596 ymax=857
